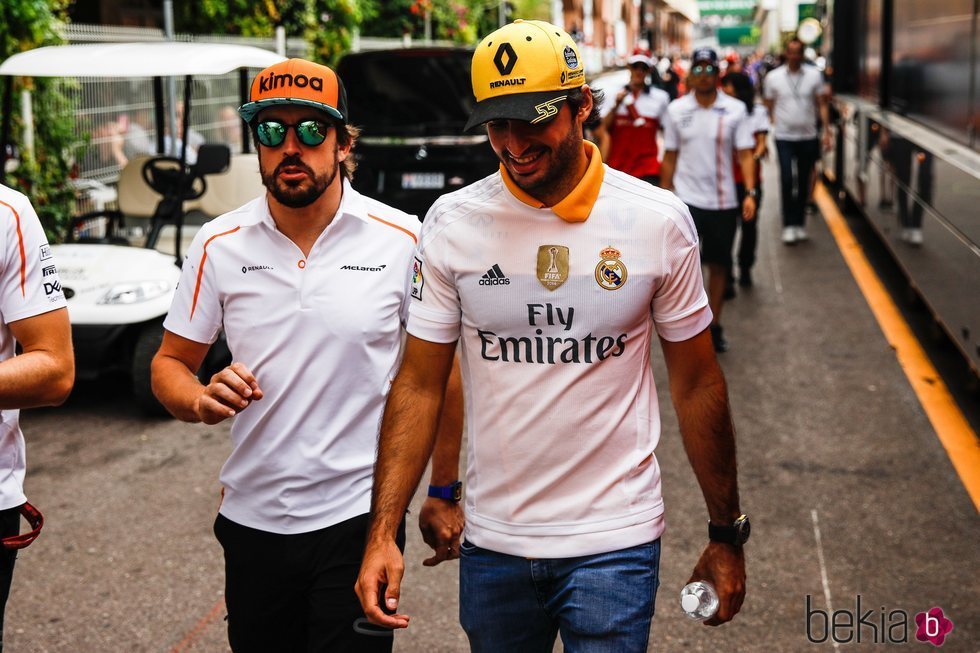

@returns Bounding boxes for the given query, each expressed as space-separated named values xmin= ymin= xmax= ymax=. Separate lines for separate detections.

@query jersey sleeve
xmin=734 ymin=108 xmax=756 ymax=151
xmin=0 ymin=195 xmax=66 ymax=325
xmin=651 ymin=210 xmax=712 ymax=341
xmin=662 ymin=105 xmax=679 ymax=151
xmin=405 ymin=219 xmax=461 ymax=344
xmin=163 ymin=228 xmax=223 ymax=345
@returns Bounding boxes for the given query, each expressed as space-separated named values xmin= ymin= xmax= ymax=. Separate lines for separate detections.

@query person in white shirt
xmin=660 ymin=48 xmax=758 ymax=353
xmin=151 ymin=58 xmax=461 ymax=653
xmin=0 ymin=185 xmax=74 ymax=652
xmin=356 ymin=22 xmax=750 ymax=652
xmin=763 ymin=37 xmax=831 ymax=244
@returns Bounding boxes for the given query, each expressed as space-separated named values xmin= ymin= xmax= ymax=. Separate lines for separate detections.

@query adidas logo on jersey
xmin=479 ymin=264 xmax=510 ymax=286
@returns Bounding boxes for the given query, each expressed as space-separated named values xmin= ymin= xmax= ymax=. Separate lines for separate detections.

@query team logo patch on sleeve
xmin=595 ymin=246 xmax=628 ymax=291
xmin=411 ymin=257 xmax=424 ymax=300
xmin=536 ymin=245 xmax=569 ymax=291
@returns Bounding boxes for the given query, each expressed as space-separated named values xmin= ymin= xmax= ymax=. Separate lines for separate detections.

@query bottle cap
xmin=681 ymin=594 xmax=701 ymax=612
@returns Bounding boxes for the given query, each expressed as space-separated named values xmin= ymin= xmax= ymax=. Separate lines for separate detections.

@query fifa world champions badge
xmin=595 ymin=246 xmax=627 ymax=290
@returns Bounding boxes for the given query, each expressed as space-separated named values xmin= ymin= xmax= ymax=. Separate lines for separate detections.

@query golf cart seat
xmin=199 ymin=153 xmax=265 ymax=218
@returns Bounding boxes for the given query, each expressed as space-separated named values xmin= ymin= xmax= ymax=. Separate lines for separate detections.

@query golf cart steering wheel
xmin=141 ymin=156 xmax=207 ymax=202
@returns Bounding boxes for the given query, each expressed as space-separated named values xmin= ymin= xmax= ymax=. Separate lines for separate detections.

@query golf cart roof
xmin=0 ymin=42 xmax=285 ymax=78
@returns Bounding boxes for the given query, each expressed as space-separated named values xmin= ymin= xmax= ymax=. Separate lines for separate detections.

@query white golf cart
xmin=0 ymin=42 xmax=281 ymax=413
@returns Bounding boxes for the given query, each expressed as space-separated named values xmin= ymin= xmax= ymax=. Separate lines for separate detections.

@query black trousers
xmin=735 ymin=183 xmax=763 ymax=272
xmin=214 ymin=512 xmax=405 ymax=653
xmin=0 ymin=507 xmax=20 ymax=653
xmin=775 ymin=138 xmax=820 ymax=227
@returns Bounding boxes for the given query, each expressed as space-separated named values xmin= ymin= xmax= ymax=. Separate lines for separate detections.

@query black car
xmin=337 ymin=48 xmax=500 ymax=219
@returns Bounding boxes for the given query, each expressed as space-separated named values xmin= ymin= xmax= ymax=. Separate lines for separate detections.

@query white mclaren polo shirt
xmin=164 ymin=180 xmax=420 ymax=534
xmin=408 ymin=142 xmax=712 ymax=558
xmin=0 ymin=185 xmax=67 ymax=510
xmin=663 ymin=91 xmax=755 ymax=210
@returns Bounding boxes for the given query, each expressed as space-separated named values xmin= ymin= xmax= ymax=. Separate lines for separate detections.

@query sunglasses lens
xmin=256 ymin=121 xmax=286 ymax=147
xmin=297 ymin=120 xmax=328 ymax=146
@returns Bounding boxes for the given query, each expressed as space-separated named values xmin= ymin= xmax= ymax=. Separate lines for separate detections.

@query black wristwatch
xmin=428 ymin=481 xmax=462 ymax=502
xmin=708 ymin=514 xmax=751 ymax=546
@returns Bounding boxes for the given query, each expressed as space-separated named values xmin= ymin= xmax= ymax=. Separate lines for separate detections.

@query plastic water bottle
xmin=679 ymin=581 xmax=719 ymax=620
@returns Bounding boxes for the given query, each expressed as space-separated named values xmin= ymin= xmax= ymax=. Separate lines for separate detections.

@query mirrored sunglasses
xmin=255 ymin=119 xmax=331 ymax=147
xmin=691 ymin=64 xmax=717 ymax=76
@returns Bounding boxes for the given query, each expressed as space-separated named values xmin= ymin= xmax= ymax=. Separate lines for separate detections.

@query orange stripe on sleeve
xmin=0 ymin=199 xmax=27 ymax=297
xmin=367 ymin=214 xmax=418 ymax=244
xmin=190 ymin=226 xmax=240 ymax=321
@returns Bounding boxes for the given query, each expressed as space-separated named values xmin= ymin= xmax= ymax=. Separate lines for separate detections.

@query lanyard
xmin=1 ymin=502 xmax=43 ymax=550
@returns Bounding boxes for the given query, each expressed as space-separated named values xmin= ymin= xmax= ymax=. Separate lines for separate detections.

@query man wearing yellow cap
xmin=357 ymin=21 xmax=749 ymax=651
xmin=151 ymin=58 xmax=461 ymax=652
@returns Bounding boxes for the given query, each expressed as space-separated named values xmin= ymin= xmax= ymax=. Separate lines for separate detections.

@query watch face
xmin=736 ymin=516 xmax=751 ymax=544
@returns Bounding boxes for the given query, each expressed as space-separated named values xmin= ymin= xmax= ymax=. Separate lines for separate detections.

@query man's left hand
xmin=419 ymin=497 xmax=464 ymax=567
xmin=688 ymin=542 xmax=746 ymax=626
xmin=741 ymin=195 xmax=757 ymax=221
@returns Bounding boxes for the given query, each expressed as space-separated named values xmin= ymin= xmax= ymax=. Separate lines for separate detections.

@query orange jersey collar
xmin=500 ymin=140 xmax=604 ymax=223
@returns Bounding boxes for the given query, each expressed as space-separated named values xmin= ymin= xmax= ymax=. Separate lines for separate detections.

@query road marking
xmin=815 ymin=183 xmax=980 ymax=511
xmin=167 ymin=597 xmax=225 ymax=653
xmin=811 ymin=510 xmax=840 ymax=653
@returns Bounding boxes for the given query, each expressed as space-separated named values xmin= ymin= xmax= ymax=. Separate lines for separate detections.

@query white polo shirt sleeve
xmin=662 ymin=104 xmax=679 ymax=151
xmin=164 ymin=227 xmax=223 ymax=345
xmin=735 ymin=106 xmax=755 ymax=151
xmin=651 ymin=206 xmax=712 ymax=341
xmin=1 ymin=192 xmax=66 ymax=323
xmin=753 ymin=104 xmax=770 ymax=133
xmin=406 ymin=210 xmax=462 ymax=344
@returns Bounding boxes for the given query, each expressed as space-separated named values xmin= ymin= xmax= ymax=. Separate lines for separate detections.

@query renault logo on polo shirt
xmin=493 ymin=42 xmax=518 ymax=76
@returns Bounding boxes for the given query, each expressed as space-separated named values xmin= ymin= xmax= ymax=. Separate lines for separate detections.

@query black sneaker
xmin=723 ymin=282 xmax=737 ymax=300
xmin=738 ymin=268 xmax=752 ymax=287
xmin=710 ymin=324 xmax=729 ymax=353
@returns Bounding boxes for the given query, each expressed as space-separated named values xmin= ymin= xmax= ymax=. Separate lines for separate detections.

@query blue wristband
xmin=428 ymin=481 xmax=462 ymax=502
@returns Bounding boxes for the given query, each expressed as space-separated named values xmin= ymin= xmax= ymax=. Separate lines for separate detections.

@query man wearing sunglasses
xmin=357 ymin=21 xmax=748 ymax=651
xmin=0 ymin=185 xmax=74 ymax=652
xmin=661 ymin=48 xmax=758 ymax=353
xmin=151 ymin=58 xmax=462 ymax=653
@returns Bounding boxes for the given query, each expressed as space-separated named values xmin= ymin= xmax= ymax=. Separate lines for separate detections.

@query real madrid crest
xmin=595 ymin=246 xmax=627 ymax=291
xmin=536 ymin=245 xmax=569 ymax=291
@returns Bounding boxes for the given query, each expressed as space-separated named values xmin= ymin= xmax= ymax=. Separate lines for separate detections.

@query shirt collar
xmin=499 ymin=140 xmax=604 ymax=223
xmin=259 ymin=177 xmax=364 ymax=228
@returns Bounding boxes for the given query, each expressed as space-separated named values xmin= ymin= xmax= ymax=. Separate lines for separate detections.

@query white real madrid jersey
xmin=663 ymin=91 xmax=755 ymax=210
xmin=408 ymin=143 xmax=712 ymax=558
xmin=164 ymin=180 xmax=420 ymax=535
xmin=0 ymin=185 xmax=67 ymax=509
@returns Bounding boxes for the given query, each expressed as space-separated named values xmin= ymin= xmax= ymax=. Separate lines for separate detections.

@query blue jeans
xmin=459 ymin=539 xmax=661 ymax=653
xmin=775 ymin=138 xmax=820 ymax=227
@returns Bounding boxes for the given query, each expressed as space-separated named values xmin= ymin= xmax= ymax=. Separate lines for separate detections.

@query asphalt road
xmin=5 ymin=158 xmax=978 ymax=652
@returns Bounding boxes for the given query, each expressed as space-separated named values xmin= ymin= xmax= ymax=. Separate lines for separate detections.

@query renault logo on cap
xmin=493 ymin=43 xmax=518 ymax=76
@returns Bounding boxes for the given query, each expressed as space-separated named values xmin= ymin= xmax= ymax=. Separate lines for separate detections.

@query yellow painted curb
xmin=814 ymin=183 xmax=980 ymax=511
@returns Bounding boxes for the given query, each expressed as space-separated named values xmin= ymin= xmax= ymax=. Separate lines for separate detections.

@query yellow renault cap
xmin=465 ymin=20 xmax=585 ymax=130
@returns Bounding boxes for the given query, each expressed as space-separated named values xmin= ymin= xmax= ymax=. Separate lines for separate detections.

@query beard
xmin=502 ymin=123 xmax=582 ymax=198
xmin=260 ymin=147 xmax=337 ymax=208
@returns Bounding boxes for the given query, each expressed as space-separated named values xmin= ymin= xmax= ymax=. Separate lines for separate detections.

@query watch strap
xmin=428 ymin=481 xmax=462 ymax=502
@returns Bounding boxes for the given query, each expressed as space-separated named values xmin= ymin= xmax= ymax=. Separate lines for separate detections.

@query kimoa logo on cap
xmin=258 ymin=72 xmax=324 ymax=94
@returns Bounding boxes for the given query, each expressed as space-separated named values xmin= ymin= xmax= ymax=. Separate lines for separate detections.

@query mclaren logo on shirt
xmin=341 ymin=264 xmax=387 ymax=272
xmin=478 ymin=302 xmax=627 ymax=364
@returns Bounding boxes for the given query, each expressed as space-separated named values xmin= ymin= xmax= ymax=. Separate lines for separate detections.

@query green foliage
xmin=174 ymin=0 xmax=367 ymax=65
xmin=0 ymin=0 xmax=76 ymax=241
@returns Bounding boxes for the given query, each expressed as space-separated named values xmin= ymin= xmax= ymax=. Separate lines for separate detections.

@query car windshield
xmin=339 ymin=49 xmax=475 ymax=136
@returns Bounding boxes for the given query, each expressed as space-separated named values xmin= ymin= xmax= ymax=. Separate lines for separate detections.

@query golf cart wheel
xmin=132 ymin=321 xmax=169 ymax=417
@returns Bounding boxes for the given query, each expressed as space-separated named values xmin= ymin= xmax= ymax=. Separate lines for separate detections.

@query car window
xmin=339 ymin=50 xmax=475 ymax=136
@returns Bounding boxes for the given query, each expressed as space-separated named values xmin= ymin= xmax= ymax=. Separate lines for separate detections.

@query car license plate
xmin=402 ymin=172 xmax=445 ymax=189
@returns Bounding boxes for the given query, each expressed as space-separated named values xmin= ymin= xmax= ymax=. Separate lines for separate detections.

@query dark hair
xmin=786 ymin=37 xmax=805 ymax=53
xmin=568 ymin=86 xmax=604 ymax=129
xmin=251 ymin=117 xmax=360 ymax=181
xmin=721 ymin=71 xmax=755 ymax=114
